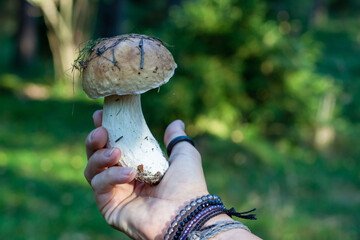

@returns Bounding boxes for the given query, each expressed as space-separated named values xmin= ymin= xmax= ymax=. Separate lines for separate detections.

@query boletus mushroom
xmin=78 ymin=34 xmax=176 ymax=184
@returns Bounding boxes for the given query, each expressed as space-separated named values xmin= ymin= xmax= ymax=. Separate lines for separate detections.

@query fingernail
xmin=104 ymin=148 xmax=116 ymax=157
xmin=121 ymin=168 xmax=134 ymax=176
xmin=89 ymin=128 xmax=98 ymax=142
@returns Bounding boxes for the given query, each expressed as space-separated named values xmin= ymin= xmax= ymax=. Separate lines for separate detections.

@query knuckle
xmin=84 ymin=167 xmax=91 ymax=184
xmin=90 ymin=175 xmax=98 ymax=190
xmin=104 ymin=167 xmax=114 ymax=178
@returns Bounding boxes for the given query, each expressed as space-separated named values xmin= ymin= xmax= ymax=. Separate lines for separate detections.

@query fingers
xmin=164 ymin=120 xmax=201 ymax=164
xmin=84 ymin=148 xmax=120 ymax=184
xmin=93 ymin=110 xmax=103 ymax=128
xmin=91 ymin=166 xmax=136 ymax=194
xmin=86 ymin=127 xmax=108 ymax=159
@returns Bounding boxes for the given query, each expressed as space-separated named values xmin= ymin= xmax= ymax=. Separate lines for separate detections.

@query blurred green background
xmin=1 ymin=0 xmax=359 ymax=239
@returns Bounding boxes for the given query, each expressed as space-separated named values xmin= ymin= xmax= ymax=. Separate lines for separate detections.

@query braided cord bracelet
xmin=188 ymin=221 xmax=251 ymax=240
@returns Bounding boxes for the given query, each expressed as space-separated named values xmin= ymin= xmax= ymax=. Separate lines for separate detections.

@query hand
xmin=84 ymin=110 xmax=209 ymax=239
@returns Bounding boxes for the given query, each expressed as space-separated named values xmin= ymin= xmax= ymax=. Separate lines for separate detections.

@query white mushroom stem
xmin=102 ymin=95 xmax=168 ymax=182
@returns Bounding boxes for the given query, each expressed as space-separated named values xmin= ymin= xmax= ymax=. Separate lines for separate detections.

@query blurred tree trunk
xmin=314 ymin=93 xmax=336 ymax=150
xmin=27 ymin=0 xmax=95 ymax=81
xmin=96 ymin=0 xmax=128 ymax=37
xmin=16 ymin=0 xmax=38 ymax=68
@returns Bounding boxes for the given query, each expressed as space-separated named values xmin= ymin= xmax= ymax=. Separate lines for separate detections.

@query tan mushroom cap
xmin=82 ymin=34 xmax=177 ymax=99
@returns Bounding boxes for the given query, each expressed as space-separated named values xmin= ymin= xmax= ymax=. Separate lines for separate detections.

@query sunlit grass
xmin=1 ymin=87 xmax=359 ymax=239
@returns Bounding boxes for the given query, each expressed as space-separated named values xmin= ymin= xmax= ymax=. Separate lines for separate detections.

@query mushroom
xmin=80 ymin=34 xmax=177 ymax=184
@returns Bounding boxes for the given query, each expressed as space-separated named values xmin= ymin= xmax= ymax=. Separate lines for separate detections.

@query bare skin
xmin=84 ymin=110 xmax=261 ymax=240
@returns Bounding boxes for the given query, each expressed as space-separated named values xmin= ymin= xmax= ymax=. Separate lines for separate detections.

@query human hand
xmin=84 ymin=110 xmax=209 ymax=239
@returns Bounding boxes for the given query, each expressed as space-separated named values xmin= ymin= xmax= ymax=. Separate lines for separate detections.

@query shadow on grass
xmin=0 ymin=91 xmax=101 ymax=151
xmin=0 ymin=168 xmax=130 ymax=240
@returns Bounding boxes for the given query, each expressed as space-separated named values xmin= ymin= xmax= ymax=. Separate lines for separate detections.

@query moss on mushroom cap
xmin=80 ymin=34 xmax=177 ymax=99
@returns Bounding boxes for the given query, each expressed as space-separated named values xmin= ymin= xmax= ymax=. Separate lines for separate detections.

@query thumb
xmin=164 ymin=120 xmax=201 ymax=165
xmin=162 ymin=120 xmax=207 ymax=194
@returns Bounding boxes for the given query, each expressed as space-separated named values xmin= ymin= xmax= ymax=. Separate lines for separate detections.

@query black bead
xmin=205 ymin=202 xmax=210 ymax=207
xmin=178 ymin=226 xmax=183 ymax=231
xmin=174 ymin=235 xmax=179 ymax=239
xmin=180 ymin=221 xmax=186 ymax=226
xmin=184 ymin=218 xmax=188 ymax=223
xmin=191 ymin=212 xmax=196 ymax=217
xmin=194 ymin=209 xmax=199 ymax=214
xmin=187 ymin=215 xmax=192 ymax=220
xmin=176 ymin=231 xmax=181 ymax=236
xmin=198 ymin=206 xmax=203 ymax=211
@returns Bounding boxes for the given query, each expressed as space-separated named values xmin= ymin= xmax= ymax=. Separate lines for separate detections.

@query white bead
xmin=171 ymin=220 xmax=178 ymax=228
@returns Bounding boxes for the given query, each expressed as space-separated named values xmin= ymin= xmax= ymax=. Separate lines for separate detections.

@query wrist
xmin=201 ymin=213 xmax=235 ymax=227
xmin=163 ymin=194 xmax=257 ymax=240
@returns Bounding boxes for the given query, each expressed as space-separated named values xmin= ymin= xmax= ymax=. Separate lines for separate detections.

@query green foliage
xmin=154 ymin=0 xmax=329 ymax=145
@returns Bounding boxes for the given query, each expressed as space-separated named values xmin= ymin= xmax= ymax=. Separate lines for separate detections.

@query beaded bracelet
xmin=164 ymin=194 xmax=256 ymax=240
xmin=180 ymin=206 xmax=225 ymax=240
xmin=164 ymin=195 xmax=222 ymax=240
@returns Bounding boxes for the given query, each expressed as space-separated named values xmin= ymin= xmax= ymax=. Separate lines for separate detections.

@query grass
xmin=0 ymin=92 xmax=129 ymax=239
xmin=0 ymin=87 xmax=359 ymax=240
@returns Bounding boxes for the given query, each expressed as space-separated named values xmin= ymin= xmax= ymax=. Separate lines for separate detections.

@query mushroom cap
xmin=81 ymin=34 xmax=177 ymax=99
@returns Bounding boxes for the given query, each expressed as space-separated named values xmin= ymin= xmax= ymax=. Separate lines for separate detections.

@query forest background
xmin=0 ymin=0 xmax=359 ymax=239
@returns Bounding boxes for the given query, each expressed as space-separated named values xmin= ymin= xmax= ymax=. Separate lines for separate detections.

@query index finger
xmin=85 ymin=127 xmax=108 ymax=159
xmin=93 ymin=110 xmax=103 ymax=128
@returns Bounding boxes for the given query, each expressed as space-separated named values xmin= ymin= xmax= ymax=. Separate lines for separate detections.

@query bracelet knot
xmin=225 ymin=207 xmax=257 ymax=220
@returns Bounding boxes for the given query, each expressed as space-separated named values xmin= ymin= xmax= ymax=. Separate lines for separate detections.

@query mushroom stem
xmin=102 ymin=94 xmax=168 ymax=184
